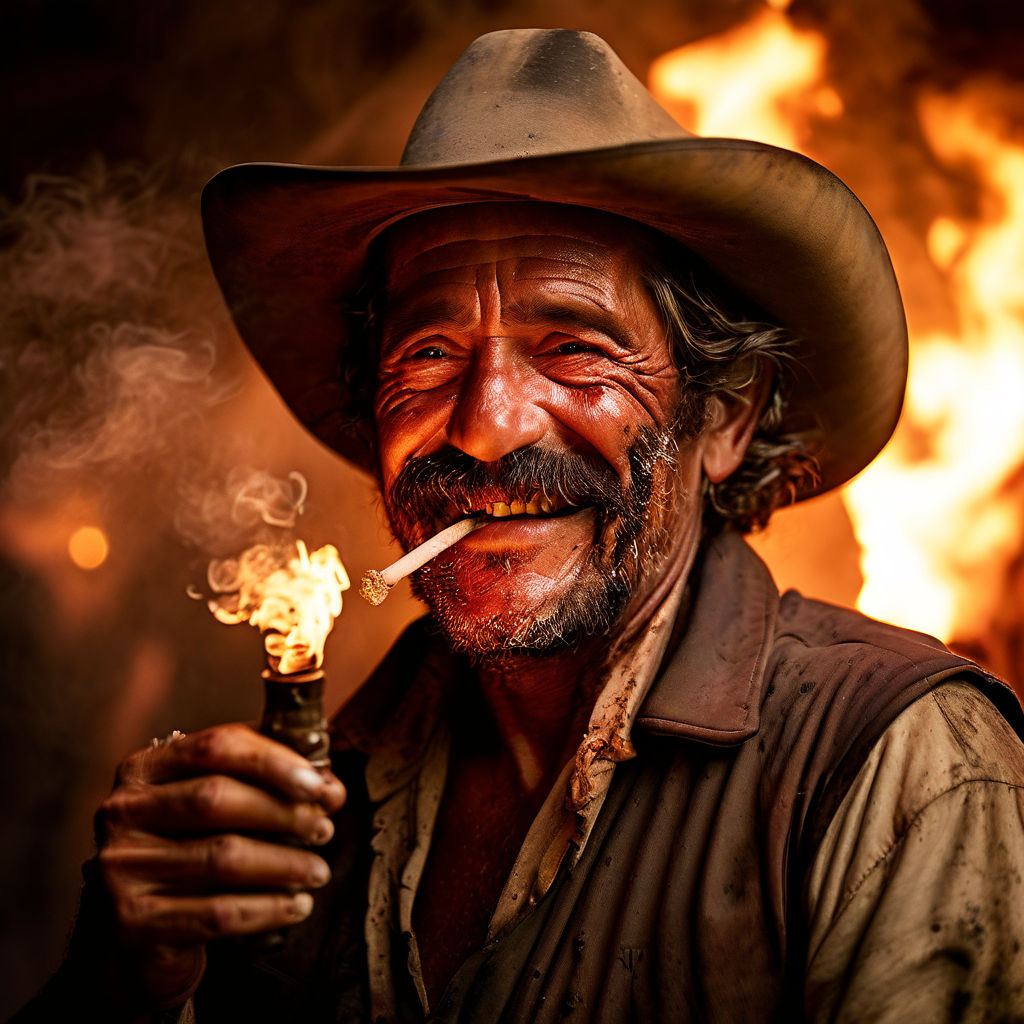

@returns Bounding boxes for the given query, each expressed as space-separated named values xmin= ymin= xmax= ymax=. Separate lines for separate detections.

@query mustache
xmin=387 ymin=445 xmax=626 ymax=529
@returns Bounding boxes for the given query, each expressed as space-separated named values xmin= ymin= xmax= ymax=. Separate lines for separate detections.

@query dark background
xmin=3 ymin=1 xmax=1024 ymax=1016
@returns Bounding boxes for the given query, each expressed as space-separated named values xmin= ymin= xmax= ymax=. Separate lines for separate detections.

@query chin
xmin=413 ymin=556 xmax=632 ymax=660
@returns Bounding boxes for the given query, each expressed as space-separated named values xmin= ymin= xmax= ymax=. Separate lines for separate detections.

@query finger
xmin=119 ymin=723 xmax=346 ymax=811
xmin=118 ymin=890 xmax=316 ymax=943
xmin=101 ymin=833 xmax=332 ymax=891
xmin=103 ymin=775 xmax=336 ymax=845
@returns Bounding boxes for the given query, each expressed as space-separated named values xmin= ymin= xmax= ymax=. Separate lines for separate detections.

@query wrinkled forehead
xmin=382 ymin=202 xmax=661 ymax=288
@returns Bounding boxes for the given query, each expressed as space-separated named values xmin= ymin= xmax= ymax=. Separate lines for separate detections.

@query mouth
xmin=424 ymin=488 xmax=588 ymax=537
xmin=461 ymin=488 xmax=580 ymax=520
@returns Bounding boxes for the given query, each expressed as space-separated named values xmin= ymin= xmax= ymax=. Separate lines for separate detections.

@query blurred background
xmin=2 ymin=0 xmax=1023 ymax=1015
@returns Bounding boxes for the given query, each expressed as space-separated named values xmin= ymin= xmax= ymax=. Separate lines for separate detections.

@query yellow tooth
xmin=541 ymin=496 xmax=554 ymax=513
xmin=509 ymin=500 xmax=526 ymax=515
xmin=525 ymin=498 xmax=542 ymax=515
xmin=485 ymin=502 xmax=494 ymax=516
xmin=492 ymin=501 xmax=511 ymax=517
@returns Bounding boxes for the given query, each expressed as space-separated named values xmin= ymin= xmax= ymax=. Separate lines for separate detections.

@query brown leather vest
xmin=192 ymin=533 xmax=1021 ymax=1023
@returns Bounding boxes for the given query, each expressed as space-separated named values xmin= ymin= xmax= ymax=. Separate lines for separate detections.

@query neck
xmin=471 ymin=519 xmax=703 ymax=793
xmin=472 ymin=641 xmax=603 ymax=793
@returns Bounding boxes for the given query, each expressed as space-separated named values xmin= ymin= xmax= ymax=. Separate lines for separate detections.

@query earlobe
xmin=700 ymin=368 xmax=772 ymax=483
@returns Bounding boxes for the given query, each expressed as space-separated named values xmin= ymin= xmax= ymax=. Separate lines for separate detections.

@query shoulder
xmin=825 ymin=679 xmax=1024 ymax=840
xmin=772 ymin=589 xmax=976 ymax=682
xmin=805 ymin=680 xmax=1024 ymax=1019
xmin=760 ymin=590 xmax=1021 ymax=769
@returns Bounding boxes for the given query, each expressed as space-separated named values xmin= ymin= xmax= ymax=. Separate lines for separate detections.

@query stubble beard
xmin=384 ymin=422 xmax=692 ymax=661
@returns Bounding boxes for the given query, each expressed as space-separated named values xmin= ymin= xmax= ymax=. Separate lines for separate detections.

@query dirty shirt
xmin=323 ymin=531 xmax=1024 ymax=1022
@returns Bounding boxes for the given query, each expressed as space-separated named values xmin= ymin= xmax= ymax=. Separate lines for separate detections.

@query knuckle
xmin=190 ymin=776 xmax=226 ymax=821
xmin=206 ymin=834 xmax=244 ymax=880
xmin=97 ymin=842 xmax=127 ymax=881
xmin=190 ymin=723 xmax=251 ymax=768
xmin=98 ymin=786 xmax=138 ymax=831
xmin=189 ymin=728 xmax=227 ymax=765
xmin=113 ymin=890 xmax=149 ymax=930
xmin=206 ymin=897 xmax=241 ymax=937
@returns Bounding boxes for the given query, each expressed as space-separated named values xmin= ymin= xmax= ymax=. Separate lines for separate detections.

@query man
xmin=20 ymin=28 xmax=1024 ymax=1023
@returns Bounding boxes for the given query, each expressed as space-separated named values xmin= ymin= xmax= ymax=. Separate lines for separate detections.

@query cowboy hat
xmin=201 ymin=28 xmax=907 ymax=497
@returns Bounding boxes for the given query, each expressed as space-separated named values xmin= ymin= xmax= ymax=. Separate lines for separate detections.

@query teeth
xmin=471 ymin=491 xmax=573 ymax=518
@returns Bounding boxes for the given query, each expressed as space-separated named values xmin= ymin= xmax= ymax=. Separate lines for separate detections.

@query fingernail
xmin=292 ymin=765 xmax=323 ymax=798
xmin=292 ymin=893 xmax=314 ymax=919
xmin=310 ymin=818 xmax=334 ymax=846
xmin=309 ymin=860 xmax=331 ymax=887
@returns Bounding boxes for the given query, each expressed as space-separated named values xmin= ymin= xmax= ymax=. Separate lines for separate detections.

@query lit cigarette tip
xmin=360 ymin=569 xmax=390 ymax=607
xmin=359 ymin=517 xmax=483 ymax=606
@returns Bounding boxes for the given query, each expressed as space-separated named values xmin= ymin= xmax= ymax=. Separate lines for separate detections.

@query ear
xmin=700 ymin=364 xmax=773 ymax=484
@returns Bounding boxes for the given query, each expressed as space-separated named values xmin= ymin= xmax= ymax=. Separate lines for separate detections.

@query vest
xmin=196 ymin=533 xmax=1022 ymax=1022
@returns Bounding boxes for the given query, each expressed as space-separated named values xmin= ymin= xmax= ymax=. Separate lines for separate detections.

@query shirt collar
xmin=333 ymin=529 xmax=780 ymax=790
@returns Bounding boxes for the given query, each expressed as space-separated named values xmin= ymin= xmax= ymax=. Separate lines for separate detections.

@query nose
xmin=446 ymin=344 xmax=547 ymax=463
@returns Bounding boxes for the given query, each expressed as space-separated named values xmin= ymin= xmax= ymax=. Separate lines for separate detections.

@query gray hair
xmin=643 ymin=246 xmax=821 ymax=533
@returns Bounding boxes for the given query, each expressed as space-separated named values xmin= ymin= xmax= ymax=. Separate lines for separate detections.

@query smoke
xmin=176 ymin=467 xmax=310 ymax=557
xmin=0 ymin=160 xmax=239 ymax=516
xmin=0 ymin=157 xmax=316 ymax=578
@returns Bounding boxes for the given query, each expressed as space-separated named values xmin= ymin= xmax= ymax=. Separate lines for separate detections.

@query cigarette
xmin=360 ymin=517 xmax=484 ymax=605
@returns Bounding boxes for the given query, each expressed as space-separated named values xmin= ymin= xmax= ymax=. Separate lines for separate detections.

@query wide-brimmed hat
xmin=202 ymin=28 xmax=907 ymax=497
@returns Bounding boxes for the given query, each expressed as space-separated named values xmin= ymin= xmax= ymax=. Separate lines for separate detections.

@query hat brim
xmin=201 ymin=138 xmax=907 ymax=497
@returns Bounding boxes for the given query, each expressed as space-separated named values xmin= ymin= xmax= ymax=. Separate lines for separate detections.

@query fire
xmin=845 ymin=89 xmax=1024 ymax=642
xmin=205 ymin=539 xmax=350 ymax=675
xmin=68 ymin=525 xmax=109 ymax=570
xmin=647 ymin=9 xmax=1024 ymax=656
xmin=648 ymin=7 xmax=839 ymax=152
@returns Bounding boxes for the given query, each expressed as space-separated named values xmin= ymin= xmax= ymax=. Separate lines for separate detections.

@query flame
xmin=68 ymin=525 xmax=109 ymax=569
xmin=648 ymin=8 xmax=838 ymax=152
xmin=206 ymin=540 xmax=350 ymax=675
xmin=844 ymin=89 xmax=1024 ymax=641
xmin=649 ymin=10 xmax=1024 ymax=652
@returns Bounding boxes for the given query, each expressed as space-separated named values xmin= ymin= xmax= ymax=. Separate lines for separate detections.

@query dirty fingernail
xmin=309 ymin=860 xmax=331 ymax=887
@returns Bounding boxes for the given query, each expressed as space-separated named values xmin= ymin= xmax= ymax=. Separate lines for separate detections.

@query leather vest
xmin=196 ymin=533 xmax=1022 ymax=1023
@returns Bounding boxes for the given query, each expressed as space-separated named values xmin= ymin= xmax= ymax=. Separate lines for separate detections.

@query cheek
xmin=553 ymin=375 xmax=681 ymax=478
xmin=374 ymin=389 xmax=454 ymax=486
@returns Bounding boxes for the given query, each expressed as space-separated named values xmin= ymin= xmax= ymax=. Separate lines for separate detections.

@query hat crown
xmin=401 ymin=29 xmax=689 ymax=166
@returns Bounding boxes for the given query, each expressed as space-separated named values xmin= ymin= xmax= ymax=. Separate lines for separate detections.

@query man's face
xmin=373 ymin=203 xmax=707 ymax=656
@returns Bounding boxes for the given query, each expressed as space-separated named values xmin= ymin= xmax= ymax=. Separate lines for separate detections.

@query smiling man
xmin=19 ymin=28 xmax=1024 ymax=1024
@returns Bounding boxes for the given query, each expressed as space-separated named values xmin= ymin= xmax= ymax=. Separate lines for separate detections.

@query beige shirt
xmin=362 ymin=670 xmax=1024 ymax=1021
xmin=171 ymin=675 xmax=1024 ymax=1024
xmin=805 ymin=679 xmax=1024 ymax=1021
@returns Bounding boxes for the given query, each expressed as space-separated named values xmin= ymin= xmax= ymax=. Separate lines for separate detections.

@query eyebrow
xmin=381 ymin=295 xmax=477 ymax=343
xmin=502 ymin=294 xmax=634 ymax=349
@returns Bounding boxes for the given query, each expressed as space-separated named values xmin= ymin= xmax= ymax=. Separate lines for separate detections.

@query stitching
xmin=831 ymin=776 xmax=1024 ymax=923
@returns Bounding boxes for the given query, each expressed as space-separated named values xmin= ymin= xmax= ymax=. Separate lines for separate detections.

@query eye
xmin=409 ymin=343 xmax=447 ymax=360
xmin=552 ymin=340 xmax=600 ymax=355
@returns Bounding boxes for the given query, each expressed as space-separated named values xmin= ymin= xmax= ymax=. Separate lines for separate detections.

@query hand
xmin=95 ymin=723 xmax=347 ymax=1008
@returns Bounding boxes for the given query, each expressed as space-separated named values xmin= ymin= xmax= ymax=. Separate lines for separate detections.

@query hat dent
xmin=402 ymin=30 xmax=690 ymax=166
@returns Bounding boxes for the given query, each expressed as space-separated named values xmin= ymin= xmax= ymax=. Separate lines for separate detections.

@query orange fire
xmin=649 ymin=7 xmax=841 ymax=151
xmin=648 ymin=7 xmax=1024 ymax=654
xmin=845 ymin=88 xmax=1024 ymax=642
xmin=205 ymin=539 xmax=350 ymax=675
